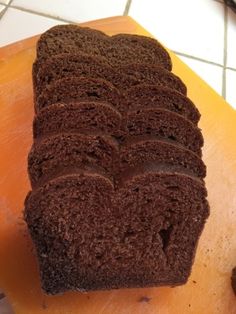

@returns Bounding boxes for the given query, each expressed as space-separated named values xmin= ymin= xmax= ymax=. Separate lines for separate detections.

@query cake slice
xmin=118 ymin=63 xmax=187 ymax=95
xmin=110 ymin=33 xmax=172 ymax=70
xmin=120 ymin=137 xmax=206 ymax=178
xmin=28 ymin=133 xmax=118 ymax=188
xmin=125 ymin=108 xmax=203 ymax=155
xmin=24 ymin=166 xmax=209 ymax=294
xmin=33 ymin=101 xmax=123 ymax=139
xmin=35 ymin=77 xmax=124 ymax=113
xmin=33 ymin=53 xmax=137 ymax=97
xmin=125 ymin=84 xmax=200 ymax=124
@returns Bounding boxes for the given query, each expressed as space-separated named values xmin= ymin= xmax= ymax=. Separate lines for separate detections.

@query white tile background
xmin=130 ymin=0 xmax=225 ymax=64
xmin=11 ymin=0 xmax=127 ymax=22
xmin=0 ymin=1 xmax=236 ymax=312
xmin=0 ymin=3 xmax=5 ymax=13
xmin=177 ymin=55 xmax=224 ymax=95
xmin=227 ymin=8 xmax=236 ymax=69
xmin=0 ymin=7 xmax=66 ymax=47
xmin=0 ymin=0 xmax=10 ymax=4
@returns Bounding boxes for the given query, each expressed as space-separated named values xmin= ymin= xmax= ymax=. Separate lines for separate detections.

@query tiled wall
xmin=0 ymin=0 xmax=235 ymax=109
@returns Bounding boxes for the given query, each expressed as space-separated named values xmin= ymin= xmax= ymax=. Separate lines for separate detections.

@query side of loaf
xmin=24 ymin=24 xmax=209 ymax=295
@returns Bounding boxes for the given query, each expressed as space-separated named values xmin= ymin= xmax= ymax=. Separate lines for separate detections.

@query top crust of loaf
xmin=36 ymin=24 xmax=108 ymax=60
xmin=111 ymin=33 xmax=172 ymax=71
xmin=36 ymin=24 xmax=172 ymax=71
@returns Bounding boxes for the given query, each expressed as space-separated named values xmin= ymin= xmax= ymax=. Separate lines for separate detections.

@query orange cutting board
xmin=0 ymin=16 xmax=235 ymax=314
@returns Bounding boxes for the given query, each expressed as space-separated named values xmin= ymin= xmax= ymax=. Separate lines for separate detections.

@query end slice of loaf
xmin=24 ymin=168 xmax=209 ymax=294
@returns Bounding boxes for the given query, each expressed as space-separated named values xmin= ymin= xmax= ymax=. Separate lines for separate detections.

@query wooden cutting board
xmin=0 ymin=16 xmax=235 ymax=314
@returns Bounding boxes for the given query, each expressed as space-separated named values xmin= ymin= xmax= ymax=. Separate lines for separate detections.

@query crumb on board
xmin=138 ymin=296 xmax=151 ymax=303
xmin=231 ymin=266 xmax=236 ymax=296
xmin=42 ymin=300 xmax=47 ymax=309
xmin=0 ymin=293 xmax=5 ymax=300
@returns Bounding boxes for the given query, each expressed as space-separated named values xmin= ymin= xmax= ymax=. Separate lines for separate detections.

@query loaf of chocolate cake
xmin=24 ymin=24 xmax=209 ymax=295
